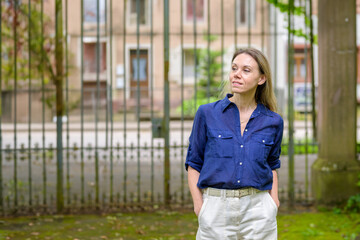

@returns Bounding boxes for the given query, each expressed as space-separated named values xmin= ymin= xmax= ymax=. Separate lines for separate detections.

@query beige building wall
xmin=3 ymin=0 xmax=272 ymax=122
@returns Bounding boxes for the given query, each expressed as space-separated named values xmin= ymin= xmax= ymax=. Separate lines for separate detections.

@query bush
xmin=344 ymin=174 xmax=360 ymax=213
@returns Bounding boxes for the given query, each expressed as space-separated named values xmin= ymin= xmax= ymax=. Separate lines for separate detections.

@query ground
xmin=1 ymin=206 xmax=360 ymax=240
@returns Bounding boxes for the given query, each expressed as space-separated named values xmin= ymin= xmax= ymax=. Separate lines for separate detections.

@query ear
xmin=258 ymin=75 xmax=266 ymax=86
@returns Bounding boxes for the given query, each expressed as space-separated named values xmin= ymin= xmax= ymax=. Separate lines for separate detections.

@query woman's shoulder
xmin=261 ymin=106 xmax=284 ymax=125
xmin=197 ymin=99 xmax=223 ymax=111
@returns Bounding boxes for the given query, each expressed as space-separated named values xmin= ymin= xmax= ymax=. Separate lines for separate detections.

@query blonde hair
xmin=220 ymin=47 xmax=278 ymax=112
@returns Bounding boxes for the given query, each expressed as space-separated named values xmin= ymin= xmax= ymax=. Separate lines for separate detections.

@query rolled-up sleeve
xmin=185 ymin=106 xmax=207 ymax=172
xmin=267 ymin=117 xmax=284 ymax=170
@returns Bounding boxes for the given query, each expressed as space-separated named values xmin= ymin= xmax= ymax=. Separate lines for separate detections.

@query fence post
xmin=55 ymin=0 xmax=64 ymax=212
xmin=163 ymin=0 xmax=170 ymax=207
xmin=312 ymin=0 xmax=360 ymax=204
xmin=0 ymin=0 xmax=3 ymax=215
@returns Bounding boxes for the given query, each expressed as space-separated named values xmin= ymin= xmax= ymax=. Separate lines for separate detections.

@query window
xmin=294 ymin=49 xmax=305 ymax=81
xmin=293 ymin=47 xmax=311 ymax=83
xmin=83 ymin=42 xmax=107 ymax=73
xmin=130 ymin=49 xmax=149 ymax=98
xmin=185 ymin=0 xmax=205 ymax=23
xmin=128 ymin=0 xmax=149 ymax=25
xmin=183 ymin=49 xmax=200 ymax=78
xmin=84 ymin=0 xmax=106 ymax=23
xmin=294 ymin=56 xmax=306 ymax=79
xmin=237 ymin=0 xmax=256 ymax=26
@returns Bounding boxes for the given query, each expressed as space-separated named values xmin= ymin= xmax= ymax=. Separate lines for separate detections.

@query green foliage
xmin=1 ymin=0 xmax=56 ymax=90
xmin=266 ymin=0 xmax=305 ymax=15
xmin=281 ymin=139 xmax=318 ymax=155
xmin=344 ymin=174 xmax=360 ymax=213
xmin=177 ymin=35 xmax=223 ymax=116
xmin=196 ymin=40 xmax=222 ymax=99
xmin=177 ymin=96 xmax=218 ymax=116
xmin=266 ymin=0 xmax=317 ymax=44
xmin=345 ymin=194 xmax=360 ymax=213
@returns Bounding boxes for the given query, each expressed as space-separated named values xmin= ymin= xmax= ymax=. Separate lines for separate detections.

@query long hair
xmin=221 ymin=47 xmax=278 ymax=112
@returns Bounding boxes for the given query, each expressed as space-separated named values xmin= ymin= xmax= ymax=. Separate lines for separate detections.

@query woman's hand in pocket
xmin=194 ymin=199 xmax=203 ymax=216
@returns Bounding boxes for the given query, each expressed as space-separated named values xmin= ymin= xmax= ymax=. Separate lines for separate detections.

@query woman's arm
xmin=269 ymin=170 xmax=280 ymax=208
xmin=188 ymin=166 xmax=203 ymax=216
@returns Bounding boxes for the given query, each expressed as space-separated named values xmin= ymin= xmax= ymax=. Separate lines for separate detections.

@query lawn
xmin=0 ymin=209 xmax=360 ymax=240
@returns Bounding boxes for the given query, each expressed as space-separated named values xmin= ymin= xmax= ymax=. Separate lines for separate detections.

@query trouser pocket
xmin=198 ymin=196 xmax=209 ymax=221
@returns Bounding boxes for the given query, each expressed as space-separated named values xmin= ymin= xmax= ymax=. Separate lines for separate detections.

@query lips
xmin=232 ymin=81 xmax=243 ymax=87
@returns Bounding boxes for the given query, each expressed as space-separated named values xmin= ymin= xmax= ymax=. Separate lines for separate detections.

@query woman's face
xmin=229 ymin=53 xmax=266 ymax=95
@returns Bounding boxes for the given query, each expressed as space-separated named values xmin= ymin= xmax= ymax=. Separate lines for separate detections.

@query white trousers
xmin=196 ymin=191 xmax=278 ymax=240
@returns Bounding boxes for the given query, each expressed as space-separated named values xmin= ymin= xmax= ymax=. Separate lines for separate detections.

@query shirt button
xmin=245 ymin=129 xmax=248 ymax=132
xmin=262 ymin=140 xmax=265 ymax=143
xmin=218 ymin=135 xmax=221 ymax=138
xmin=239 ymin=162 xmax=243 ymax=165
xmin=240 ymin=145 xmax=243 ymax=148
xmin=237 ymin=180 xmax=241 ymax=183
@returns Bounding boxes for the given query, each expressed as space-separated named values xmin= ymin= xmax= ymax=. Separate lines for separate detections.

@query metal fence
xmin=0 ymin=0 xmax=325 ymax=215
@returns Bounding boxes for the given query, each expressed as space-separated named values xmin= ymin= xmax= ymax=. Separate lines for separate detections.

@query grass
xmin=1 ymin=209 xmax=360 ymax=240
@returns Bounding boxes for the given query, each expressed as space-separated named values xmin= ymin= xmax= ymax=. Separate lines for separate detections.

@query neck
xmin=230 ymin=93 xmax=257 ymax=111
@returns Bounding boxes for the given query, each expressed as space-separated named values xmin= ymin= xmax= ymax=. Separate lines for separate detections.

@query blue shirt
xmin=185 ymin=94 xmax=284 ymax=191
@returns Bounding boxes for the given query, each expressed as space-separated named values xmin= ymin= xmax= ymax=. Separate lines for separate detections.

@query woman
xmin=185 ymin=47 xmax=284 ymax=239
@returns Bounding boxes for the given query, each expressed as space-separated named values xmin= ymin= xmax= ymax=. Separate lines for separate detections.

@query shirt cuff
xmin=185 ymin=161 xmax=202 ymax=172
xmin=269 ymin=159 xmax=281 ymax=170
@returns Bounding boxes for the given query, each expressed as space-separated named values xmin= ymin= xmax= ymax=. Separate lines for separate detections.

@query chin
xmin=231 ymin=88 xmax=245 ymax=94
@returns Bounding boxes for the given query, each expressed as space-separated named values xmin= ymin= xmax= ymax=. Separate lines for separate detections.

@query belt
xmin=203 ymin=187 xmax=262 ymax=198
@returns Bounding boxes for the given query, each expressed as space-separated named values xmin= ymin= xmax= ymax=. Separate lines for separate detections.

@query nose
xmin=234 ymin=68 xmax=242 ymax=78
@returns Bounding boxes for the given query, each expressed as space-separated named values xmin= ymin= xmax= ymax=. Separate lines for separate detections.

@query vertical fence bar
xmin=55 ymin=0 xmax=64 ymax=212
xmin=247 ymin=0 xmax=251 ymax=47
xmin=221 ymin=0 xmax=224 ymax=84
xmin=80 ymin=0 xmax=85 ymax=208
xmin=123 ymin=0 xmax=128 ymax=203
xmin=304 ymin=0 xmax=309 ymax=201
xmin=135 ymin=0 xmax=141 ymax=203
xmin=150 ymin=0 xmax=155 ymax=203
xmin=273 ymin=3 xmax=278 ymax=94
xmin=41 ymin=0 xmax=47 ymax=207
xmin=109 ymin=0 xmax=114 ymax=205
xmin=287 ymin=0 xmax=295 ymax=207
xmin=164 ymin=0 xmax=171 ymax=207
xmin=13 ymin=0 xmax=19 ymax=211
xmin=309 ymin=0 xmax=316 ymax=140
xmin=105 ymin=0 xmax=109 ymax=149
xmin=206 ymin=0 xmax=210 ymax=102
xmin=65 ymin=0 xmax=70 ymax=206
xmin=261 ymin=0 xmax=265 ymax=52
xmin=95 ymin=0 xmax=101 ymax=208
xmin=234 ymin=0 xmax=237 ymax=49
xmin=192 ymin=0 xmax=198 ymax=113
xmin=0 ymin=0 xmax=3 ymax=215
xmin=27 ymin=0 xmax=33 ymax=209
xmin=180 ymin=0 xmax=185 ymax=204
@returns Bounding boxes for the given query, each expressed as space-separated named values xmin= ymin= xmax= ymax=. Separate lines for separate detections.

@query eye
xmin=232 ymin=66 xmax=237 ymax=71
xmin=243 ymin=68 xmax=250 ymax=73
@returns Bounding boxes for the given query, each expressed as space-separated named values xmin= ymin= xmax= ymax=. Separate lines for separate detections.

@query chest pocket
xmin=252 ymin=134 xmax=275 ymax=161
xmin=207 ymin=129 xmax=234 ymax=158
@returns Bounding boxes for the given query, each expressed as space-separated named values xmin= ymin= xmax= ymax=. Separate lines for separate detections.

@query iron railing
xmin=0 ymin=0 xmax=322 ymax=215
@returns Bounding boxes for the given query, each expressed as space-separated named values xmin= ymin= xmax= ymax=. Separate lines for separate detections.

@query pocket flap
xmin=253 ymin=134 xmax=274 ymax=146
xmin=207 ymin=129 xmax=233 ymax=139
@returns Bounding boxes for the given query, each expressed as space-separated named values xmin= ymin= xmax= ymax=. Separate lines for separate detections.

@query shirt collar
xmin=220 ymin=93 xmax=273 ymax=117
xmin=220 ymin=94 xmax=234 ymax=112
